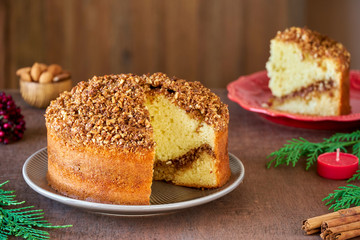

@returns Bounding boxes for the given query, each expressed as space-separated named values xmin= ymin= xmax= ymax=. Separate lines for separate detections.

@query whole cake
xmin=266 ymin=27 xmax=351 ymax=116
xmin=45 ymin=73 xmax=230 ymax=205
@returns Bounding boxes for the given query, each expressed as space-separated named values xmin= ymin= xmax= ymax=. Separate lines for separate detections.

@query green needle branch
xmin=323 ymin=184 xmax=360 ymax=211
xmin=266 ymin=130 xmax=360 ymax=211
xmin=267 ymin=130 xmax=360 ymax=170
xmin=0 ymin=181 xmax=72 ymax=240
xmin=323 ymin=170 xmax=360 ymax=211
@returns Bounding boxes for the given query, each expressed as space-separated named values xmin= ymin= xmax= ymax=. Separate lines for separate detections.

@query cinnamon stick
xmin=321 ymin=215 xmax=360 ymax=232
xmin=326 ymin=229 xmax=360 ymax=240
xmin=321 ymin=221 xmax=360 ymax=239
xmin=306 ymin=228 xmax=320 ymax=235
xmin=302 ymin=206 xmax=360 ymax=233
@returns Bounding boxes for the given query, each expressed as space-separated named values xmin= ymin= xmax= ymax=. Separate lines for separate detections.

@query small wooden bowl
xmin=20 ymin=79 xmax=72 ymax=108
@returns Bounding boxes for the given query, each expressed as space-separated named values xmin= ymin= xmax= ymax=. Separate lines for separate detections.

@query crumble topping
xmin=274 ymin=27 xmax=350 ymax=67
xmin=143 ymin=73 xmax=229 ymax=130
xmin=45 ymin=73 xmax=229 ymax=149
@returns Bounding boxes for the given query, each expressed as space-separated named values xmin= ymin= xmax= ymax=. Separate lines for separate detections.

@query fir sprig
xmin=267 ymin=130 xmax=360 ymax=170
xmin=323 ymin=184 xmax=360 ymax=211
xmin=268 ymin=130 xmax=360 ymax=211
xmin=0 ymin=181 xmax=72 ymax=240
xmin=323 ymin=170 xmax=360 ymax=211
xmin=348 ymin=170 xmax=360 ymax=182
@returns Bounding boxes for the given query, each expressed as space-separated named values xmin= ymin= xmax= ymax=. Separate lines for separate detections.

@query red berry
xmin=0 ymin=91 xmax=25 ymax=144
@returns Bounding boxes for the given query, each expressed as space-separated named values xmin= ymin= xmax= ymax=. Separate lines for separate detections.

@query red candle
xmin=317 ymin=149 xmax=359 ymax=180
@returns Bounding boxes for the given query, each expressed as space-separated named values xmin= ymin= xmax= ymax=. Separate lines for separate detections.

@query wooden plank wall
xmin=0 ymin=0 xmax=358 ymax=89
xmin=306 ymin=0 xmax=360 ymax=72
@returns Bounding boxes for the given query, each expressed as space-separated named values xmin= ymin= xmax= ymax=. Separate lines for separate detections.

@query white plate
xmin=22 ymin=148 xmax=244 ymax=216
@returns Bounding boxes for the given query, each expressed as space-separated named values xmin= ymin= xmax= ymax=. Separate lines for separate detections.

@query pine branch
xmin=267 ymin=130 xmax=360 ymax=170
xmin=0 ymin=181 xmax=72 ymax=240
xmin=305 ymin=144 xmax=325 ymax=170
xmin=347 ymin=170 xmax=360 ymax=183
xmin=323 ymin=185 xmax=360 ymax=211
xmin=325 ymin=130 xmax=360 ymax=143
xmin=0 ymin=181 xmax=22 ymax=207
xmin=266 ymin=137 xmax=315 ymax=168
xmin=352 ymin=142 xmax=360 ymax=159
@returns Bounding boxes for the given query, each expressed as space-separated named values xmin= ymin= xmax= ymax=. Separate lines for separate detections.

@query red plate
xmin=227 ymin=70 xmax=360 ymax=130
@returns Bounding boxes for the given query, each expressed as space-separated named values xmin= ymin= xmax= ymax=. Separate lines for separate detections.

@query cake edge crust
xmin=46 ymin=129 xmax=155 ymax=205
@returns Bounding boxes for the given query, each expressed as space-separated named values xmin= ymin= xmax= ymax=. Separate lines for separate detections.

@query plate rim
xmin=22 ymin=147 xmax=245 ymax=215
xmin=227 ymin=70 xmax=360 ymax=122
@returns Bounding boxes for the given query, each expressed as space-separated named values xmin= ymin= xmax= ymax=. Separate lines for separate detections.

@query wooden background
xmin=1 ymin=0 xmax=359 ymax=89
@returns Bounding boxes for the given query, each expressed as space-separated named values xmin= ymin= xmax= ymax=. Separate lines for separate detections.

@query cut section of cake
xmin=266 ymin=27 xmax=351 ymax=116
xmin=45 ymin=73 xmax=230 ymax=205
xmin=145 ymin=90 xmax=228 ymax=188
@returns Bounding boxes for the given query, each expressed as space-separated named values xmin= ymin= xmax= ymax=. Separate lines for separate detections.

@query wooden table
xmin=1 ymin=89 xmax=358 ymax=239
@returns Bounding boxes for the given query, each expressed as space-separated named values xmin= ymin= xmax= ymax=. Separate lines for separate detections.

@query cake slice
xmin=265 ymin=27 xmax=351 ymax=116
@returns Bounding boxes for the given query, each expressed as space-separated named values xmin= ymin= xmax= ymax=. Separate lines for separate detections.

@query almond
xmin=16 ymin=67 xmax=31 ymax=76
xmin=39 ymin=71 xmax=54 ymax=83
xmin=20 ymin=72 xmax=32 ymax=82
xmin=53 ymin=72 xmax=70 ymax=82
xmin=38 ymin=63 xmax=48 ymax=71
xmin=30 ymin=62 xmax=42 ymax=81
xmin=47 ymin=64 xmax=62 ymax=76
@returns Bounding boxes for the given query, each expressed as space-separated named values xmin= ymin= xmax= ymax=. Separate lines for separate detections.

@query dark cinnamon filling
xmin=154 ymin=144 xmax=214 ymax=170
xmin=273 ymin=79 xmax=334 ymax=103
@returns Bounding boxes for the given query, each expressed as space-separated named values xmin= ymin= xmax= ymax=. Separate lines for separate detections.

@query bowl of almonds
xmin=18 ymin=62 xmax=72 ymax=108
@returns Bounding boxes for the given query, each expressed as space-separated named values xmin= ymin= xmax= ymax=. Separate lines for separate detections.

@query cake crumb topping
xmin=45 ymin=73 xmax=229 ymax=149
xmin=274 ymin=27 xmax=350 ymax=66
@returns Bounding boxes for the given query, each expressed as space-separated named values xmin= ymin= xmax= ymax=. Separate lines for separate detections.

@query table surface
xmin=1 ymin=89 xmax=359 ymax=240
